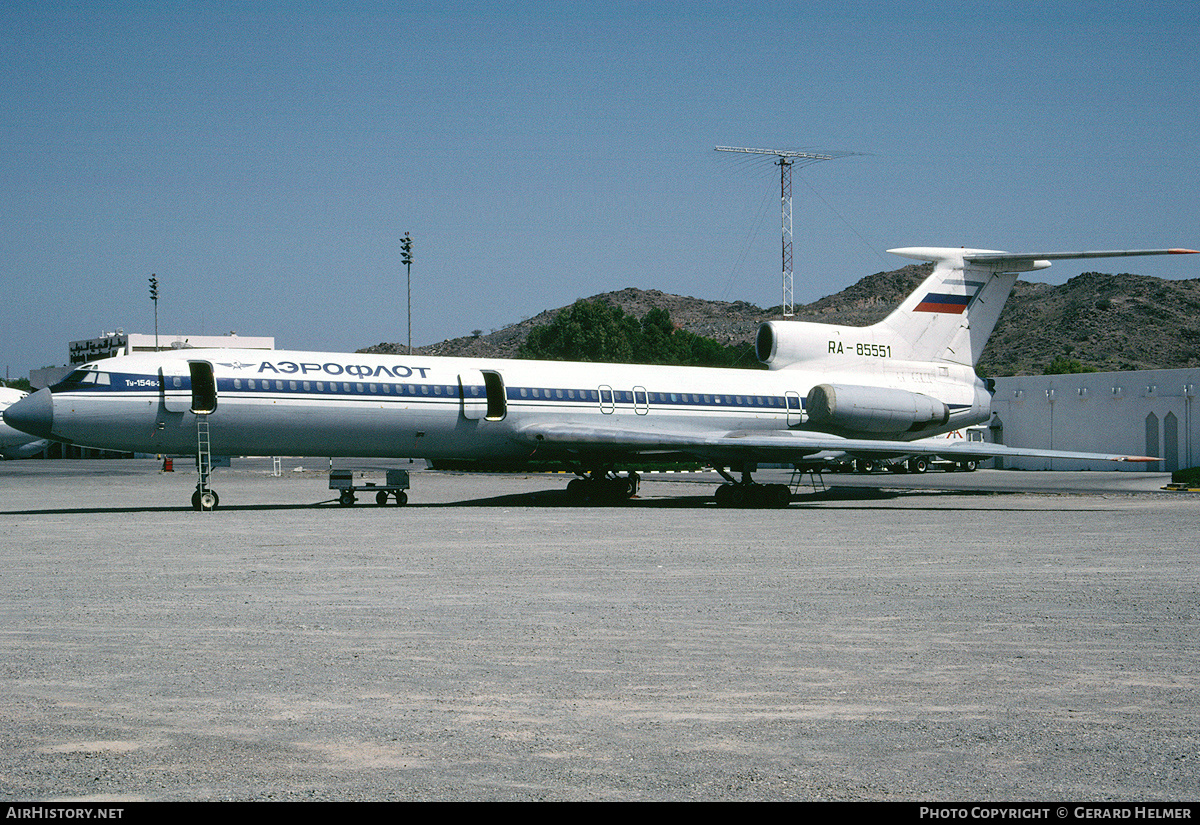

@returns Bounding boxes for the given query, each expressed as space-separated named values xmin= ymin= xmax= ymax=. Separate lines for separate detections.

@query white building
xmin=32 ymin=332 xmax=275 ymax=389
xmin=68 ymin=332 xmax=275 ymax=365
xmin=988 ymin=369 xmax=1199 ymax=472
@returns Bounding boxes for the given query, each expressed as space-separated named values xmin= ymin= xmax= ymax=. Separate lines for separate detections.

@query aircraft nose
xmin=3 ymin=387 xmax=54 ymax=439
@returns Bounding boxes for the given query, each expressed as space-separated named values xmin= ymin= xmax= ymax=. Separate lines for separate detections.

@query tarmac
xmin=1 ymin=458 xmax=1197 ymax=801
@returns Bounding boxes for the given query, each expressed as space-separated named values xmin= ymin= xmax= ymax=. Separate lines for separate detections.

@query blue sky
xmin=3 ymin=1 xmax=1198 ymax=378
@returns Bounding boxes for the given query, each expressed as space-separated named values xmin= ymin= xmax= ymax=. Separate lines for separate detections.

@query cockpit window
xmin=52 ymin=366 xmax=109 ymax=393
xmin=57 ymin=368 xmax=109 ymax=386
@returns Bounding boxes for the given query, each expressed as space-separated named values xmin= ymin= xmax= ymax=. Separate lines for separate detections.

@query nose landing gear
xmin=192 ymin=486 xmax=219 ymax=511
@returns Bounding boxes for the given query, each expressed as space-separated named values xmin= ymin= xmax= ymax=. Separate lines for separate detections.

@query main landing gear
xmin=565 ymin=469 xmax=641 ymax=503
xmin=560 ymin=463 xmax=791 ymax=508
xmin=713 ymin=464 xmax=791 ymax=509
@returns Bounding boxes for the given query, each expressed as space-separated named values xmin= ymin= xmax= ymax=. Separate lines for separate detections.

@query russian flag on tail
xmin=914 ymin=292 xmax=972 ymax=314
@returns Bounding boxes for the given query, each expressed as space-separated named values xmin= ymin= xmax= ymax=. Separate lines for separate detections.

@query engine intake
xmin=806 ymin=383 xmax=950 ymax=434
xmin=756 ymin=320 xmax=843 ymax=367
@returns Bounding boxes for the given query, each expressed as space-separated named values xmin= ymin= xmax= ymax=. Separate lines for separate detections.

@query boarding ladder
xmin=195 ymin=418 xmax=214 ymax=510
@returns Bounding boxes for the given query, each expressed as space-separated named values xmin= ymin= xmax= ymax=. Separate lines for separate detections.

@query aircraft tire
xmin=602 ymin=478 xmax=628 ymax=502
xmin=192 ymin=489 xmax=219 ymax=511
xmin=714 ymin=483 xmax=740 ymax=507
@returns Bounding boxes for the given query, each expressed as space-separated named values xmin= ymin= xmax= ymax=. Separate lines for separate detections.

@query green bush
xmin=518 ymin=300 xmax=761 ymax=369
xmin=1171 ymin=466 xmax=1200 ymax=485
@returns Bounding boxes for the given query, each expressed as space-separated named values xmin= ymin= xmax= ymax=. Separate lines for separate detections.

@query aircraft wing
xmin=517 ymin=423 xmax=1159 ymax=464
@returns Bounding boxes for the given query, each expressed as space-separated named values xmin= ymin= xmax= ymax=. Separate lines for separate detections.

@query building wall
xmin=124 ymin=333 xmax=275 ymax=354
xmin=988 ymin=369 xmax=1199 ymax=471
xmin=37 ymin=333 xmax=275 ymax=389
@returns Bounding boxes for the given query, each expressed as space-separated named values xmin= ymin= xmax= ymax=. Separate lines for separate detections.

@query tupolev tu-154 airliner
xmin=5 ymin=246 xmax=1196 ymax=509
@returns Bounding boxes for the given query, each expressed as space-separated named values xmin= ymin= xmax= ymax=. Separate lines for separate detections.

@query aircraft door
xmin=459 ymin=371 xmax=487 ymax=420
xmin=160 ymin=361 xmax=191 ymax=412
xmin=482 ymin=372 xmax=507 ymax=421
xmin=188 ymin=361 xmax=218 ymax=414
xmin=460 ymin=370 xmax=506 ymax=421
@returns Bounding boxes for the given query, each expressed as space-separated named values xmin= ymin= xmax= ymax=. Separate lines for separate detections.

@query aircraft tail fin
xmin=877 ymin=247 xmax=1198 ymax=366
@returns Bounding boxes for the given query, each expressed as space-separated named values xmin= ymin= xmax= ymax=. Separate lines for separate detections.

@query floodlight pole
xmin=400 ymin=233 xmax=414 ymax=355
xmin=148 ymin=274 xmax=160 ymax=351
xmin=715 ymin=145 xmax=853 ymax=317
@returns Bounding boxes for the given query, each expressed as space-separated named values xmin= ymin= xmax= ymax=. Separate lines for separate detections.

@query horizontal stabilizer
xmin=890 ymin=246 xmax=1199 ymax=273
xmin=967 ymin=248 xmax=1199 ymax=262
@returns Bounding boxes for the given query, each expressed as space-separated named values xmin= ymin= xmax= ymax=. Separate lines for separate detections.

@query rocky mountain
xmin=359 ymin=263 xmax=1200 ymax=376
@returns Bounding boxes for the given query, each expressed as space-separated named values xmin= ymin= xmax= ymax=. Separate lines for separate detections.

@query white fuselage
xmin=40 ymin=348 xmax=990 ymax=460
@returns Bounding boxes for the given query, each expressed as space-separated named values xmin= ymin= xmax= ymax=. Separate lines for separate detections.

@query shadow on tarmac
xmin=4 ymin=485 xmax=1062 ymax=515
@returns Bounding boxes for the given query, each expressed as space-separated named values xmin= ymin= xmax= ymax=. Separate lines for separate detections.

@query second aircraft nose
xmin=2 ymin=387 xmax=55 ymax=439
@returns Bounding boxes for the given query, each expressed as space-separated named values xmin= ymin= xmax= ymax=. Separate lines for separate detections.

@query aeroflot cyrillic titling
xmin=255 ymin=361 xmax=432 ymax=379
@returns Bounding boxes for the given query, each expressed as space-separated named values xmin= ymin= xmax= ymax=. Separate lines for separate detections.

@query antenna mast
xmin=716 ymin=145 xmax=856 ymax=317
